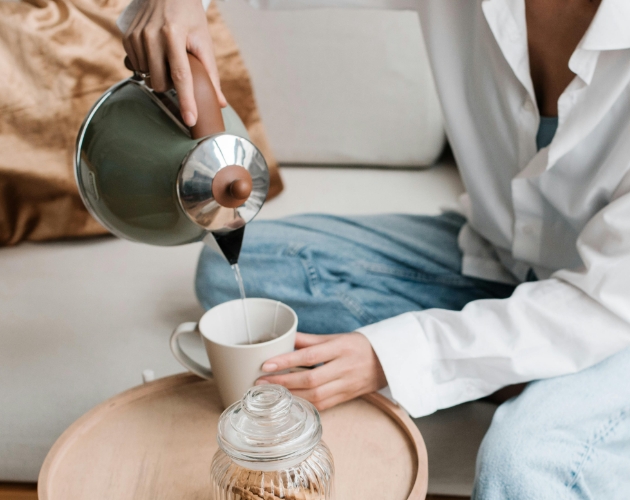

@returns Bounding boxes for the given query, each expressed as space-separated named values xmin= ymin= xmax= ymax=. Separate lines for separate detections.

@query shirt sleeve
xmin=358 ymin=181 xmax=630 ymax=418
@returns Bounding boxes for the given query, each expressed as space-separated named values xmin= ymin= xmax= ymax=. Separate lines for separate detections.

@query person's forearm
xmin=118 ymin=0 xmax=418 ymax=40
xmin=224 ymin=0 xmax=419 ymax=11
xmin=360 ymin=275 xmax=630 ymax=417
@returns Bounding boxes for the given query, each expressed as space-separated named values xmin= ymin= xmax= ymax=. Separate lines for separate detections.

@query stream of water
xmin=231 ymin=263 xmax=253 ymax=345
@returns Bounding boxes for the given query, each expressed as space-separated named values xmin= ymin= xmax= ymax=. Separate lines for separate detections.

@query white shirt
xmin=119 ymin=0 xmax=630 ymax=417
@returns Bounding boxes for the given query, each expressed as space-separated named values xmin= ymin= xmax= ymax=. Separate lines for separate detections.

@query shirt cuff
xmin=357 ymin=312 xmax=437 ymax=418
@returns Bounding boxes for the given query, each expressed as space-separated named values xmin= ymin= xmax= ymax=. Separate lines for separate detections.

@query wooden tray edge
xmin=361 ymin=392 xmax=428 ymax=500
xmin=37 ymin=373 xmax=202 ymax=500
xmin=39 ymin=375 xmax=428 ymax=500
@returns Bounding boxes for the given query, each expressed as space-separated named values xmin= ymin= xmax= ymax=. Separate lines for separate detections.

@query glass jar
xmin=211 ymin=384 xmax=334 ymax=499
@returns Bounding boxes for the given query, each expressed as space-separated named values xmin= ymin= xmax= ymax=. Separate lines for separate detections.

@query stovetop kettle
xmin=75 ymin=55 xmax=269 ymax=263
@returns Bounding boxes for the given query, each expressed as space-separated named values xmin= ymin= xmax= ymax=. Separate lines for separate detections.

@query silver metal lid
xmin=177 ymin=133 xmax=269 ymax=233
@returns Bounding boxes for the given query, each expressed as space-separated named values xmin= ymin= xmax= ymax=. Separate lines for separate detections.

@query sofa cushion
xmin=219 ymin=2 xmax=445 ymax=167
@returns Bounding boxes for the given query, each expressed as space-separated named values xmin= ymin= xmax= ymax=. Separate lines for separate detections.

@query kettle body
xmin=75 ymin=57 xmax=269 ymax=253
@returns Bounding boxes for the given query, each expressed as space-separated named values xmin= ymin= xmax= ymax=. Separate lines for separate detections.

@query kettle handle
xmin=187 ymin=53 xmax=226 ymax=139
xmin=124 ymin=54 xmax=225 ymax=139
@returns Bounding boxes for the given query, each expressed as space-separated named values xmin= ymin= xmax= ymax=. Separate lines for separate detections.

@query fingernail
xmin=255 ymin=379 xmax=270 ymax=385
xmin=262 ymin=362 xmax=278 ymax=372
xmin=183 ymin=111 xmax=196 ymax=127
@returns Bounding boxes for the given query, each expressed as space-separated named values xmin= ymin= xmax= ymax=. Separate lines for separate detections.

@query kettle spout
xmin=203 ymin=226 xmax=245 ymax=266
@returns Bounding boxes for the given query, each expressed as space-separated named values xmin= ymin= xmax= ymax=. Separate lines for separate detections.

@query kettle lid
xmin=177 ymin=133 xmax=269 ymax=233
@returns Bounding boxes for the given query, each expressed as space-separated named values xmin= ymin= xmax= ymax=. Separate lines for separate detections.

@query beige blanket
xmin=0 ymin=0 xmax=282 ymax=246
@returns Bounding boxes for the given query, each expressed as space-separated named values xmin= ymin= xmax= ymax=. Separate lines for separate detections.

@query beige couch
xmin=0 ymin=5 xmax=497 ymax=496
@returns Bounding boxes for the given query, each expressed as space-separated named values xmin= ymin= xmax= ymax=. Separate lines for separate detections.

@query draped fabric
xmin=0 ymin=0 xmax=282 ymax=245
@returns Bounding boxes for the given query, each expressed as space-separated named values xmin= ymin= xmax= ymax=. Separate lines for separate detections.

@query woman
xmin=121 ymin=1 xmax=630 ymax=498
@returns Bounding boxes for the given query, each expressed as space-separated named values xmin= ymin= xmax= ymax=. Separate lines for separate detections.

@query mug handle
xmin=170 ymin=322 xmax=213 ymax=380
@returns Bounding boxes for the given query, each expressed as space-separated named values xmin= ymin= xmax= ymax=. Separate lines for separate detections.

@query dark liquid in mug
xmin=236 ymin=339 xmax=268 ymax=346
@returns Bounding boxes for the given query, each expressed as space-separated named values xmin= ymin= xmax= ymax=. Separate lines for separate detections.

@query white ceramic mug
xmin=170 ymin=298 xmax=297 ymax=408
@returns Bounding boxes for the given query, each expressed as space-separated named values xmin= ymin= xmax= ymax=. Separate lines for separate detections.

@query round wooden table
xmin=39 ymin=374 xmax=428 ymax=499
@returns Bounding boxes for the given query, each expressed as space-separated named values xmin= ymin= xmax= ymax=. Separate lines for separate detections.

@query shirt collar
xmin=482 ymin=0 xmax=535 ymax=101
xmin=483 ymin=0 xmax=630 ymax=87
xmin=579 ymin=0 xmax=630 ymax=51
xmin=569 ymin=0 xmax=630 ymax=85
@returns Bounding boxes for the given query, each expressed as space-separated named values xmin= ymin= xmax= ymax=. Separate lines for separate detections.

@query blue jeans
xmin=196 ymin=213 xmax=630 ymax=498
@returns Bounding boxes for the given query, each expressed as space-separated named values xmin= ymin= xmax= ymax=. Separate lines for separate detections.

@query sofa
xmin=0 ymin=3 xmax=498 ymax=496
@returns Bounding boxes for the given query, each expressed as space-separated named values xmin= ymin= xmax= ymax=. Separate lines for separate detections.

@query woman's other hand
xmin=257 ymin=332 xmax=388 ymax=411
xmin=122 ymin=0 xmax=227 ymax=128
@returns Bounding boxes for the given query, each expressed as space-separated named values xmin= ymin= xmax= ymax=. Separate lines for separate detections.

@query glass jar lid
xmin=217 ymin=385 xmax=322 ymax=467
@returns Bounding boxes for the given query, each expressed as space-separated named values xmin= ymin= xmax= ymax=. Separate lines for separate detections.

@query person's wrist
xmin=353 ymin=332 xmax=388 ymax=393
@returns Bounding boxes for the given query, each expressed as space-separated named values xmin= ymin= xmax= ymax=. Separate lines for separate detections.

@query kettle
xmin=74 ymin=55 xmax=270 ymax=264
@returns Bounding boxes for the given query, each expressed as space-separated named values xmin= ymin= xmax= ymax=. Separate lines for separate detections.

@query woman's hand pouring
xmin=122 ymin=0 xmax=227 ymax=128
xmin=256 ymin=332 xmax=388 ymax=411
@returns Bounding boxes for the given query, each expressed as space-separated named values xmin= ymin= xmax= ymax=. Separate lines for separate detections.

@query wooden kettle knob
xmin=125 ymin=54 xmax=254 ymax=209
xmin=187 ymin=54 xmax=253 ymax=208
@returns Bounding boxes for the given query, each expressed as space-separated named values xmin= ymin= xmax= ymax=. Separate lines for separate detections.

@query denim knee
xmin=473 ymin=399 xmax=570 ymax=500
xmin=474 ymin=404 xmax=528 ymax=499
